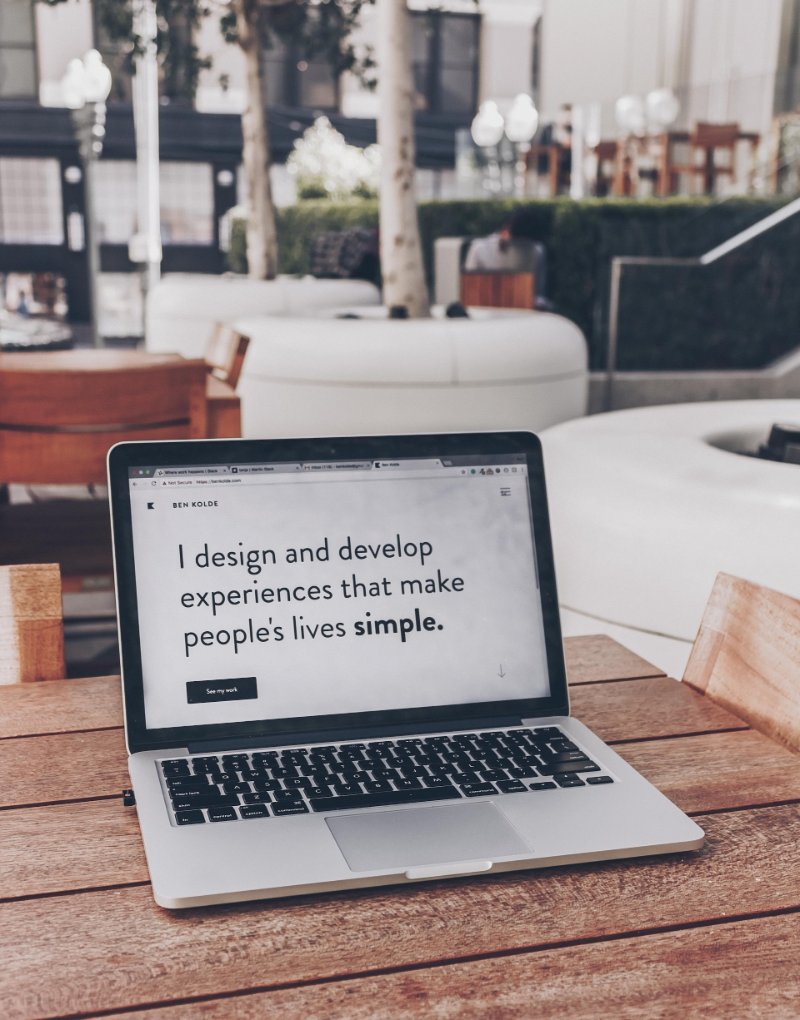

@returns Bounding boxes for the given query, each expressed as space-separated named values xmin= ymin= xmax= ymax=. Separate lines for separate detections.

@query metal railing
xmin=604 ymin=193 xmax=800 ymax=409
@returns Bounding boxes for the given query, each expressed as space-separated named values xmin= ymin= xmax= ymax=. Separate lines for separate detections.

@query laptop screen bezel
xmin=108 ymin=432 xmax=569 ymax=754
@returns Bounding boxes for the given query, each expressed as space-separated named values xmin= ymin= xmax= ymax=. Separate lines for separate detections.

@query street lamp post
xmin=504 ymin=94 xmax=539 ymax=198
xmin=130 ymin=0 xmax=162 ymax=301
xmin=470 ymin=101 xmax=505 ymax=195
xmin=61 ymin=50 xmax=112 ymax=348
xmin=471 ymin=95 xmax=539 ymax=198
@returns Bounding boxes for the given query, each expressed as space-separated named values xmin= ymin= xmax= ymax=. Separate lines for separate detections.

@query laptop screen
xmin=126 ymin=451 xmax=551 ymax=732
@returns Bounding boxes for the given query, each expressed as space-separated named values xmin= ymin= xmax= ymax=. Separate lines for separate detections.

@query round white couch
xmin=233 ymin=308 xmax=588 ymax=438
xmin=145 ymin=274 xmax=381 ymax=358
xmin=540 ymin=400 xmax=800 ymax=677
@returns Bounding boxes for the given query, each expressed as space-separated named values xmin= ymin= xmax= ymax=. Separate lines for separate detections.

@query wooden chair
xmin=672 ymin=122 xmax=740 ymax=194
xmin=0 ymin=563 xmax=64 ymax=683
xmin=460 ymin=271 xmax=536 ymax=310
xmin=683 ymin=573 xmax=800 ymax=753
xmin=205 ymin=324 xmax=250 ymax=389
xmin=0 ymin=352 xmax=209 ymax=592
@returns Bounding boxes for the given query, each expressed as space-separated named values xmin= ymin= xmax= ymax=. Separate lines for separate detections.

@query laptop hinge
xmin=186 ymin=714 xmax=525 ymax=753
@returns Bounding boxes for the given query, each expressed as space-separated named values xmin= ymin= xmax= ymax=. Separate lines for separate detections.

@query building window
xmin=411 ymin=10 xmax=480 ymax=117
xmin=263 ymin=30 xmax=339 ymax=111
xmin=0 ymin=0 xmax=37 ymax=99
xmin=94 ymin=160 xmax=214 ymax=246
xmin=94 ymin=7 xmax=195 ymax=105
xmin=0 ymin=158 xmax=62 ymax=244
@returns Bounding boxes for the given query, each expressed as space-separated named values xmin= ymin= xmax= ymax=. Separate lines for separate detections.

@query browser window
xmin=128 ymin=454 xmax=550 ymax=730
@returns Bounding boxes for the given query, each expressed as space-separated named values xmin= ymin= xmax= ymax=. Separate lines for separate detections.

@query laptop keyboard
xmin=158 ymin=726 xmax=614 ymax=825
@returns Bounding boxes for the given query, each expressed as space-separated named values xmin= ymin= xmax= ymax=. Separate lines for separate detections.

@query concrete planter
xmin=541 ymin=400 xmax=800 ymax=677
xmin=233 ymin=307 xmax=588 ymax=438
xmin=145 ymin=274 xmax=381 ymax=359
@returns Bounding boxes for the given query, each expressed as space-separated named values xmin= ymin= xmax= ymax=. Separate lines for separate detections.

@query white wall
xmin=685 ymin=0 xmax=783 ymax=132
xmin=540 ymin=0 xmax=669 ymax=134
xmin=195 ymin=10 xmax=246 ymax=114
xmin=36 ymin=0 xmax=93 ymax=107
xmin=539 ymin=0 xmax=785 ymax=138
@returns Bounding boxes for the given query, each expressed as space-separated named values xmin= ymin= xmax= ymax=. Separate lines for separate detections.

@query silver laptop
xmin=108 ymin=432 xmax=703 ymax=909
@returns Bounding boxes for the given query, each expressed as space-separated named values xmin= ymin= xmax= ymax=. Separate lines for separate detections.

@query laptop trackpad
xmin=326 ymin=802 xmax=530 ymax=872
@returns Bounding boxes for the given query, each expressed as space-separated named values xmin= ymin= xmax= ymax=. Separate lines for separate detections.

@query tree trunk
xmin=376 ymin=0 xmax=430 ymax=317
xmin=234 ymin=0 xmax=278 ymax=279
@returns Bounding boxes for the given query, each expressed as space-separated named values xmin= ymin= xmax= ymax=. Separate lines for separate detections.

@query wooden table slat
xmin=106 ymin=911 xmax=800 ymax=1020
xmin=2 ymin=635 xmax=797 ymax=1020
xmin=569 ymin=675 xmax=747 ymax=743
xmin=2 ymin=804 xmax=799 ymax=1019
xmin=2 ymin=712 xmax=793 ymax=816
xmin=0 ymin=674 xmax=121 ymax=739
xmin=563 ymin=634 xmax=666 ymax=684
xmin=0 ymin=635 xmax=665 ymax=741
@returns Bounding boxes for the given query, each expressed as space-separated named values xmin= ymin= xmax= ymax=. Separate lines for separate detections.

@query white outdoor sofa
xmin=145 ymin=274 xmax=382 ymax=358
xmin=231 ymin=308 xmax=588 ymax=437
xmin=146 ymin=274 xmax=589 ymax=438
xmin=540 ymin=399 xmax=800 ymax=677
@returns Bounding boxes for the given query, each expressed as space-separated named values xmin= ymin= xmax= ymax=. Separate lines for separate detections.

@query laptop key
xmin=542 ymin=750 xmax=589 ymax=763
xmin=529 ymin=781 xmax=558 ymax=791
xmin=554 ymin=774 xmax=585 ymax=787
xmin=331 ymin=782 xmax=363 ymax=796
xmin=363 ymin=779 xmax=393 ymax=793
xmin=240 ymin=804 xmax=270 ymax=819
xmin=171 ymin=793 xmax=241 ymax=810
xmin=459 ymin=782 xmax=497 ymax=798
xmin=309 ymin=786 xmax=461 ymax=813
xmin=539 ymin=760 xmax=597 ymax=775
xmin=273 ymin=789 xmax=302 ymax=802
xmin=495 ymin=779 xmax=527 ymax=793
xmin=242 ymin=792 xmax=272 ymax=804
xmin=254 ymin=779 xmax=283 ymax=792
xmin=175 ymin=810 xmax=206 ymax=825
xmin=166 ymin=776 xmax=212 ymax=790
xmin=222 ymin=781 xmax=252 ymax=794
xmin=586 ymin=775 xmax=614 ymax=785
xmin=271 ymin=800 xmax=309 ymax=816
xmin=208 ymin=807 xmax=238 ymax=822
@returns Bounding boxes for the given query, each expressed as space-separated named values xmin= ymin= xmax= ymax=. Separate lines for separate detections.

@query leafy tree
xmin=43 ymin=0 xmax=375 ymax=280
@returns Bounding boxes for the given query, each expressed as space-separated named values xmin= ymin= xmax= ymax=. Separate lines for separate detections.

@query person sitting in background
xmin=462 ymin=210 xmax=551 ymax=310
xmin=463 ymin=214 xmax=533 ymax=272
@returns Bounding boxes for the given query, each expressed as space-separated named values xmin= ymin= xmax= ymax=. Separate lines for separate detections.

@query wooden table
xmin=0 ymin=349 xmax=241 ymax=440
xmin=2 ymin=635 xmax=799 ymax=1018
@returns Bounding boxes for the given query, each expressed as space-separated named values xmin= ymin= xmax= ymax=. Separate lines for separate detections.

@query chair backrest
xmin=0 ymin=351 xmax=209 ymax=485
xmin=205 ymin=324 xmax=250 ymax=389
xmin=460 ymin=271 xmax=536 ymax=310
xmin=683 ymin=572 xmax=800 ymax=753
xmin=691 ymin=121 xmax=739 ymax=149
xmin=0 ymin=563 xmax=64 ymax=683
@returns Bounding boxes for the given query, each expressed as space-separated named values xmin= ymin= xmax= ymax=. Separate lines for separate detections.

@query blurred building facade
xmin=2 ymin=0 xmax=800 ymax=333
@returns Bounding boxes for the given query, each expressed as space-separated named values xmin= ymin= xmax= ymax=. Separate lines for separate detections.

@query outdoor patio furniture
xmin=0 ymin=310 xmax=73 ymax=352
xmin=0 ymin=563 xmax=64 ymax=684
xmin=204 ymin=324 xmax=250 ymax=389
xmin=2 ymin=633 xmax=799 ymax=1014
xmin=459 ymin=270 xmax=536 ymax=309
xmin=232 ymin=308 xmax=587 ymax=438
xmin=655 ymin=123 xmax=760 ymax=195
xmin=437 ymin=237 xmax=548 ymax=311
xmin=0 ymin=351 xmax=241 ymax=595
xmin=684 ymin=573 xmax=800 ymax=753
xmin=540 ymin=399 xmax=800 ymax=678
xmin=145 ymin=274 xmax=381 ymax=361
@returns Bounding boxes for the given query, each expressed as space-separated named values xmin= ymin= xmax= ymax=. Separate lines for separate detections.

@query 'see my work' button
xmin=186 ymin=677 xmax=258 ymax=704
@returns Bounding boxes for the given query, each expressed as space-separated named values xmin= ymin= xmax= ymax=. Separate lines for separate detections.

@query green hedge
xmin=229 ymin=196 xmax=800 ymax=371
